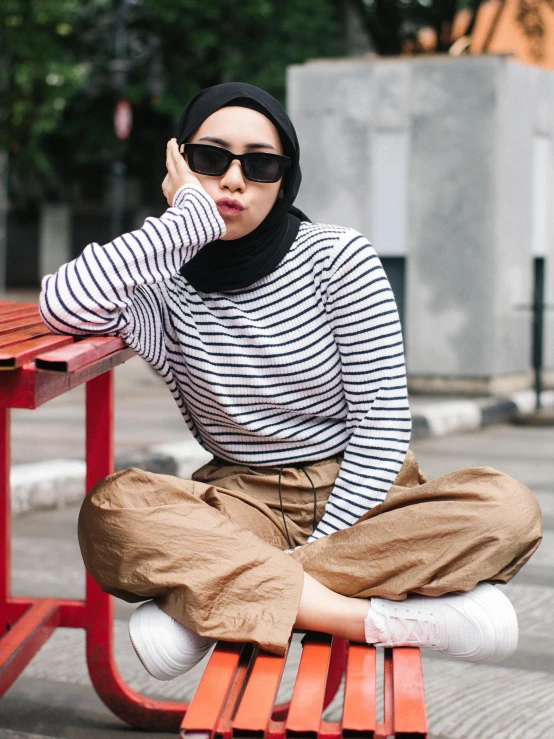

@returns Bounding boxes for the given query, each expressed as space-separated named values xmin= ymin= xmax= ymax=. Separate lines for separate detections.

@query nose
xmin=220 ymin=158 xmax=246 ymax=192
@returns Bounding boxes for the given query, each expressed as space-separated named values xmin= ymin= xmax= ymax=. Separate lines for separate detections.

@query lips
xmin=217 ymin=199 xmax=244 ymax=216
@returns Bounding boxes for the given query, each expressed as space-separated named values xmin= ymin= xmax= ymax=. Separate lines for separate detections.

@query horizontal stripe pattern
xmin=40 ymin=184 xmax=411 ymax=540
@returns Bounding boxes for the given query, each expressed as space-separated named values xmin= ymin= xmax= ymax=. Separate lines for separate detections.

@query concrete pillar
xmin=287 ymin=55 xmax=554 ymax=395
xmin=533 ymin=71 xmax=554 ymax=387
xmin=39 ymin=204 xmax=71 ymax=279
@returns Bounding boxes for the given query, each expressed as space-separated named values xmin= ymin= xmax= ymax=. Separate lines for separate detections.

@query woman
xmin=40 ymin=83 xmax=542 ymax=681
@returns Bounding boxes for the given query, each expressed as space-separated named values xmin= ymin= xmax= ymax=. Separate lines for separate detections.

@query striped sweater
xmin=40 ymin=184 xmax=411 ymax=541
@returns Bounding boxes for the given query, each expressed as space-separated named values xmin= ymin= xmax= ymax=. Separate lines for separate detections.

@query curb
xmin=411 ymin=389 xmax=554 ymax=440
xmin=10 ymin=390 xmax=554 ymax=516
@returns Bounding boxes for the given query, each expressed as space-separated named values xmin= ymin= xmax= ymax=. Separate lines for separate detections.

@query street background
xmin=2 ymin=1 xmax=554 ymax=737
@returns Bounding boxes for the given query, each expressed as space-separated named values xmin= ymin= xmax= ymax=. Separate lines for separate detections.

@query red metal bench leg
xmin=84 ymin=371 xmax=189 ymax=730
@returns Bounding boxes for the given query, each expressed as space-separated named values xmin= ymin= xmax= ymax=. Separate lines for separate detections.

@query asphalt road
xmin=1 ymin=422 xmax=553 ymax=739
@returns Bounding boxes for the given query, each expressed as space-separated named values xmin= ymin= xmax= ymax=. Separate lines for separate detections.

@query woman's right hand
xmin=161 ymin=138 xmax=203 ymax=206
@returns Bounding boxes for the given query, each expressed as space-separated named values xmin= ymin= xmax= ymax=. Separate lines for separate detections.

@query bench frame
xmin=0 ymin=303 xmax=427 ymax=738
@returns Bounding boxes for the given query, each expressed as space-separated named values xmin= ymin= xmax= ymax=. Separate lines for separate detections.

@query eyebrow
xmin=197 ymin=136 xmax=278 ymax=152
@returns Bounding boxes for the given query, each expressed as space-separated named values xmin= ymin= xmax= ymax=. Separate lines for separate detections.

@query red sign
xmin=114 ymin=99 xmax=132 ymax=140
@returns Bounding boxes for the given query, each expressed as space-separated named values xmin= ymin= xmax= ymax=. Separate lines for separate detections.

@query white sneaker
xmin=364 ymin=583 xmax=518 ymax=663
xmin=129 ymin=601 xmax=215 ymax=681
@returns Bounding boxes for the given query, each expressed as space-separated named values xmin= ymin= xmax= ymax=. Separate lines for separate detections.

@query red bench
xmin=0 ymin=301 xmax=428 ymax=738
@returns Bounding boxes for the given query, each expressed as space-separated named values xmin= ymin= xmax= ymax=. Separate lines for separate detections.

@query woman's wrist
xmin=167 ymin=184 xmax=227 ymax=242
xmin=172 ymin=183 xmax=208 ymax=209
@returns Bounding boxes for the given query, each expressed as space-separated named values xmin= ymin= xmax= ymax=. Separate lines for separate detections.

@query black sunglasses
xmin=183 ymin=143 xmax=291 ymax=183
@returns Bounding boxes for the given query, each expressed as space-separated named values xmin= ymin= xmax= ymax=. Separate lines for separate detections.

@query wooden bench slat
xmin=0 ymin=315 xmax=44 ymax=337
xmin=35 ymin=336 xmax=125 ymax=372
xmin=0 ymin=303 xmax=37 ymax=318
xmin=0 ymin=305 xmax=39 ymax=317
xmin=180 ymin=642 xmax=244 ymax=738
xmin=286 ymin=634 xmax=332 ymax=736
xmin=233 ymin=646 xmax=289 ymax=734
xmin=342 ymin=643 xmax=377 ymax=735
xmin=0 ymin=346 xmax=135 ymax=408
xmin=391 ymin=648 xmax=427 ymax=738
xmin=0 ymin=325 xmax=52 ymax=350
xmin=0 ymin=335 xmax=74 ymax=369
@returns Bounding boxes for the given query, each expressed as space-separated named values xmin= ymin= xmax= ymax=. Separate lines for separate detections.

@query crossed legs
xmin=78 ymin=456 xmax=542 ymax=658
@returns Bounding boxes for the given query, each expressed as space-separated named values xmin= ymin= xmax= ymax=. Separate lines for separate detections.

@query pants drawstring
xmin=277 ymin=466 xmax=292 ymax=549
xmin=300 ymin=465 xmax=318 ymax=538
xmin=278 ymin=464 xmax=318 ymax=550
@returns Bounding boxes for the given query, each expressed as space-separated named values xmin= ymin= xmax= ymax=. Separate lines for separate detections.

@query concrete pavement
xmin=0 ymin=422 xmax=552 ymax=738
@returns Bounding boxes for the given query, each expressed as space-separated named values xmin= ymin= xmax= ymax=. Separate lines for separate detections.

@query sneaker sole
xmin=458 ymin=583 xmax=518 ymax=663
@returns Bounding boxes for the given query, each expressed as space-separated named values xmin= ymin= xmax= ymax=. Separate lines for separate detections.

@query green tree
xmin=0 ymin=0 xmax=97 ymax=287
xmin=1 ymin=0 xmax=92 ymax=198
xmin=3 ymin=0 xmax=342 ymax=202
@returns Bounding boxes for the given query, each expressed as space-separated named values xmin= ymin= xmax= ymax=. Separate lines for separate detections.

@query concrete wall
xmin=39 ymin=204 xmax=71 ymax=280
xmin=287 ymin=55 xmax=554 ymax=394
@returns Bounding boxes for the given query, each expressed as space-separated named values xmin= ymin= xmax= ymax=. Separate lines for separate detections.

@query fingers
xmin=171 ymin=139 xmax=192 ymax=177
xmin=163 ymin=138 xmax=201 ymax=206
xmin=163 ymin=140 xmax=180 ymax=206
xmin=166 ymin=139 xmax=179 ymax=181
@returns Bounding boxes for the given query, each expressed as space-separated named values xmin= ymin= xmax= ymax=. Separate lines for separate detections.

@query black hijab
xmin=176 ymin=82 xmax=310 ymax=293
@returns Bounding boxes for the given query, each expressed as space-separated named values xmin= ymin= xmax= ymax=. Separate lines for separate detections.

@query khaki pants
xmin=78 ymin=450 xmax=542 ymax=655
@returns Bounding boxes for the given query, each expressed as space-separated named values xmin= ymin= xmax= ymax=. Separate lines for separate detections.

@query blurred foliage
xmin=349 ymin=0 xmax=482 ymax=54
xmin=0 ymin=0 xmax=92 ymax=192
xmin=1 ymin=0 xmax=341 ymax=202
xmin=1 ymin=0 xmax=486 ymax=202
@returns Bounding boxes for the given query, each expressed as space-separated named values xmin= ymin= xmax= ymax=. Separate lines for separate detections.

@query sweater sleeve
xmin=308 ymin=232 xmax=411 ymax=541
xmin=39 ymin=185 xmax=225 ymax=351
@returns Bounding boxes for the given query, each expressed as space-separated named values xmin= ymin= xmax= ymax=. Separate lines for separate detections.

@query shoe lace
xmin=381 ymin=610 xmax=441 ymax=647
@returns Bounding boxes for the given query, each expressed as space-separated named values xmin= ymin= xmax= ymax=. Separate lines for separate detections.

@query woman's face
xmin=187 ymin=106 xmax=284 ymax=240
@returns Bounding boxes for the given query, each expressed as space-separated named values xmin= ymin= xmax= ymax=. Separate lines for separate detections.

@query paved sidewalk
xmin=1 ymin=423 xmax=552 ymax=738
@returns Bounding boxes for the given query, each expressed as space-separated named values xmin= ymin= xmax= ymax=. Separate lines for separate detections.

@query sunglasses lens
xmin=186 ymin=145 xmax=286 ymax=182
xmin=189 ymin=146 xmax=229 ymax=175
xmin=243 ymin=153 xmax=282 ymax=182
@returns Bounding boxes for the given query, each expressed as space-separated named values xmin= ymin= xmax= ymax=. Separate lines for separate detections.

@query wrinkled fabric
xmin=78 ymin=450 xmax=542 ymax=655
